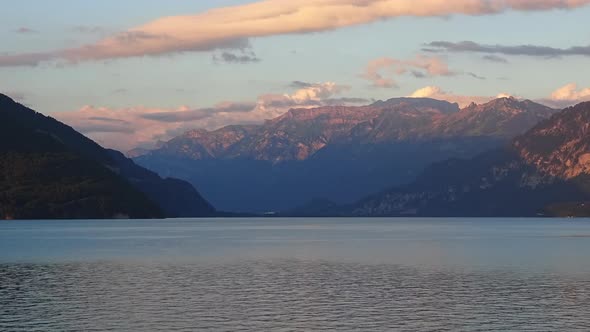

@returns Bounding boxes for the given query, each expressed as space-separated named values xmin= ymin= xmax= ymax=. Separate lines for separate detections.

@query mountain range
xmin=5 ymin=90 xmax=590 ymax=219
xmin=334 ymin=101 xmax=590 ymax=217
xmin=0 ymin=94 xmax=215 ymax=219
xmin=135 ymin=97 xmax=557 ymax=213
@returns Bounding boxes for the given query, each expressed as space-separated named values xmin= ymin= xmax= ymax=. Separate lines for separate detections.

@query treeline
xmin=0 ymin=151 xmax=162 ymax=219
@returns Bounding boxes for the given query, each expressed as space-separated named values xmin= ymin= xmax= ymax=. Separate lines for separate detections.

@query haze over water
xmin=2 ymin=218 xmax=590 ymax=331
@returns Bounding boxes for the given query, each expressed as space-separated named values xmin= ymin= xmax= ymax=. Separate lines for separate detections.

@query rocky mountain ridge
xmin=140 ymin=97 xmax=555 ymax=163
xmin=514 ymin=102 xmax=590 ymax=179
xmin=346 ymin=102 xmax=590 ymax=217
xmin=135 ymin=97 xmax=557 ymax=212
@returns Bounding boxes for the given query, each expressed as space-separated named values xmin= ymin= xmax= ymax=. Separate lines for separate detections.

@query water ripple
xmin=2 ymin=261 xmax=590 ymax=331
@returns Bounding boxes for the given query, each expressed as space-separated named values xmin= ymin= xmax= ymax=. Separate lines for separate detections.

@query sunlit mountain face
xmin=346 ymin=102 xmax=590 ymax=218
xmin=134 ymin=97 xmax=557 ymax=212
xmin=4 ymin=4 xmax=590 ymax=332
xmin=2 ymin=0 xmax=590 ymax=216
xmin=2 ymin=0 xmax=589 ymax=151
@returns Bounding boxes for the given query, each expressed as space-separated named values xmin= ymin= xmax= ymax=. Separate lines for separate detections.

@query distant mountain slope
xmin=145 ymin=97 xmax=554 ymax=163
xmin=106 ymin=150 xmax=215 ymax=217
xmin=136 ymin=97 xmax=556 ymax=213
xmin=347 ymin=102 xmax=590 ymax=217
xmin=139 ymin=98 xmax=463 ymax=163
xmin=0 ymin=94 xmax=215 ymax=219
xmin=514 ymin=102 xmax=590 ymax=179
xmin=432 ymin=98 xmax=556 ymax=138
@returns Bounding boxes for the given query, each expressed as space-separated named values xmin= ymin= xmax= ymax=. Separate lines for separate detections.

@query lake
xmin=1 ymin=218 xmax=590 ymax=331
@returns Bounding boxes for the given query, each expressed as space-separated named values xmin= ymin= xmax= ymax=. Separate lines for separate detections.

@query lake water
xmin=2 ymin=218 xmax=590 ymax=331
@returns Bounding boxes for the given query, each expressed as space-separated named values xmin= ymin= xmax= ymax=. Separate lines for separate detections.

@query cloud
xmin=141 ymin=103 xmax=256 ymax=122
xmin=550 ymin=83 xmax=590 ymax=100
xmin=289 ymin=81 xmax=315 ymax=89
xmin=408 ymin=86 xmax=508 ymax=107
xmin=2 ymin=0 xmax=589 ymax=66
xmin=482 ymin=55 xmax=509 ymax=63
xmin=496 ymin=93 xmax=515 ymax=99
xmin=362 ymin=56 xmax=455 ymax=88
xmin=55 ymin=81 xmax=364 ymax=151
xmin=75 ymin=124 xmax=136 ymax=134
xmin=425 ymin=40 xmax=590 ymax=58
xmin=286 ymin=82 xmax=350 ymax=103
xmin=467 ymin=72 xmax=486 ymax=80
xmin=361 ymin=58 xmax=400 ymax=88
xmin=15 ymin=27 xmax=38 ymax=34
xmin=361 ymin=55 xmax=475 ymax=88
xmin=537 ymin=83 xmax=590 ymax=108
xmin=87 ymin=116 xmax=130 ymax=124
xmin=71 ymin=26 xmax=107 ymax=34
xmin=257 ymin=82 xmax=352 ymax=108
xmin=213 ymin=51 xmax=261 ymax=64
xmin=0 ymin=52 xmax=58 ymax=67
xmin=111 ymin=88 xmax=128 ymax=95
xmin=409 ymin=83 xmax=590 ymax=109
xmin=323 ymin=97 xmax=372 ymax=105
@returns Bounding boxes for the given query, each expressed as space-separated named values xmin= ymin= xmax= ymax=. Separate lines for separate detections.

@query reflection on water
xmin=1 ymin=218 xmax=590 ymax=331
xmin=2 ymin=261 xmax=590 ymax=331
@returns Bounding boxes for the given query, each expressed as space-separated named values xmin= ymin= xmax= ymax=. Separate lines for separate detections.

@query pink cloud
xmin=550 ymin=83 xmax=590 ymax=101
xmin=362 ymin=55 xmax=455 ymax=88
xmin=1 ymin=0 xmax=589 ymax=66
xmin=55 ymin=82 xmax=359 ymax=151
xmin=537 ymin=83 xmax=590 ymax=108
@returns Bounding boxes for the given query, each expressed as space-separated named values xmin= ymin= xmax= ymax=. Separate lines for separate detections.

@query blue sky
xmin=1 ymin=0 xmax=589 ymax=150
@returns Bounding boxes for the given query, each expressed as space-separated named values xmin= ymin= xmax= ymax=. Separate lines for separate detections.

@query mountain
xmin=514 ymin=102 xmax=590 ymax=179
xmin=0 ymin=94 xmax=215 ymax=219
xmin=105 ymin=150 xmax=215 ymax=217
xmin=141 ymin=97 xmax=552 ymax=163
xmin=136 ymin=97 xmax=556 ymax=213
xmin=126 ymin=147 xmax=152 ymax=158
xmin=432 ymin=98 xmax=556 ymax=138
xmin=347 ymin=102 xmax=590 ymax=217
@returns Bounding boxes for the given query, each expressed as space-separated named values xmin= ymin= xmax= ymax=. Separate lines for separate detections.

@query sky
xmin=1 ymin=0 xmax=590 ymax=151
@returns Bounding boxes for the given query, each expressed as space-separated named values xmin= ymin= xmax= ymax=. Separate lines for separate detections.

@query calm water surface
xmin=1 ymin=218 xmax=590 ymax=331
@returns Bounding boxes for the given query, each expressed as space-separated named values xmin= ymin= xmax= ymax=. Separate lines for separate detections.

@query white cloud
xmin=286 ymin=82 xmax=349 ymax=103
xmin=408 ymin=86 xmax=504 ymax=107
xmin=409 ymin=83 xmax=590 ymax=110
xmin=496 ymin=92 xmax=515 ymax=99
